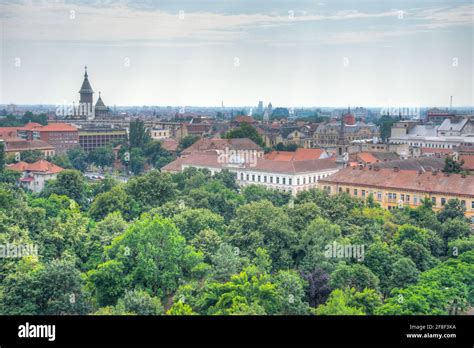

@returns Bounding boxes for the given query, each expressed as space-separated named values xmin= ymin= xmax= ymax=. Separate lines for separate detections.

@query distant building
xmin=231 ymin=115 xmax=257 ymax=127
xmin=182 ymin=137 xmax=263 ymax=156
xmin=389 ymin=117 xmax=474 ymax=151
xmin=94 ymin=92 xmax=110 ymax=119
xmin=258 ymin=101 xmax=264 ymax=113
xmin=162 ymin=151 xmax=339 ymax=195
xmin=313 ymin=119 xmax=379 ymax=148
xmin=78 ymin=125 xmax=127 ymax=152
xmin=4 ymin=139 xmax=55 ymax=158
xmin=319 ymin=166 xmax=474 ymax=220
xmin=18 ymin=123 xmax=79 ymax=154
xmin=75 ymin=66 xmax=94 ymax=119
xmin=426 ymin=108 xmax=457 ymax=124
xmin=8 ymin=159 xmax=64 ymax=192
xmin=150 ymin=128 xmax=170 ymax=140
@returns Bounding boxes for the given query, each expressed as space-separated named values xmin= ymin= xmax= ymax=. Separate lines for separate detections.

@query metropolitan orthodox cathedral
xmin=73 ymin=66 xmax=110 ymax=119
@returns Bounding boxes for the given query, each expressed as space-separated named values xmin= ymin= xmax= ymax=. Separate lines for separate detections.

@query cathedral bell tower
xmin=78 ymin=66 xmax=94 ymax=117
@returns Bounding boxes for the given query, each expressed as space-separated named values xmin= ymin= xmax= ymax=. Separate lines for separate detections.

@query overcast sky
xmin=0 ymin=0 xmax=473 ymax=108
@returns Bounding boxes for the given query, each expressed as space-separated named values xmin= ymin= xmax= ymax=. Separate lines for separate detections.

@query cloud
xmin=0 ymin=1 xmax=472 ymax=46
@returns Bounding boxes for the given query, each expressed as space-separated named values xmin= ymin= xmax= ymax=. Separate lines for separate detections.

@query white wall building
xmin=163 ymin=151 xmax=339 ymax=195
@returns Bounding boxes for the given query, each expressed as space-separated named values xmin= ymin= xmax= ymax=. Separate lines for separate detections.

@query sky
xmin=0 ymin=0 xmax=473 ymax=108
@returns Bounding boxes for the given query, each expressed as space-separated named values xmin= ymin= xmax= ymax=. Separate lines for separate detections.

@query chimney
xmin=374 ymin=166 xmax=380 ymax=171
xmin=418 ymin=169 xmax=423 ymax=175
xmin=393 ymin=166 xmax=399 ymax=172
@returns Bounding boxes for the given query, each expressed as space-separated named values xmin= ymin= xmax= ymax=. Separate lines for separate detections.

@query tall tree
xmin=225 ymin=122 xmax=265 ymax=147
xmin=129 ymin=119 xmax=151 ymax=148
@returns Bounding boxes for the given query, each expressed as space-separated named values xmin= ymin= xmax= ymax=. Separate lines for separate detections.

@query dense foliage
xmin=0 ymin=166 xmax=472 ymax=315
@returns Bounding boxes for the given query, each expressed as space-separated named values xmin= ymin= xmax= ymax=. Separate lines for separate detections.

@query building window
xmin=377 ymin=192 xmax=382 ymax=200
xmin=276 ymin=177 xmax=280 ymax=184
xmin=303 ymin=177 xmax=306 ymax=185
xmin=246 ymin=174 xmax=249 ymax=181
xmin=270 ymin=177 xmax=273 ymax=183
xmin=432 ymin=197 xmax=436 ymax=205
xmin=283 ymin=178 xmax=286 ymax=185
xmin=339 ymin=187 xmax=342 ymax=193
xmin=289 ymin=178 xmax=292 ymax=185
xmin=471 ymin=201 xmax=474 ymax=209
xmin=401 ymin=194 xmax=405 ymax=201
xmin=354 ymin=189 xmax=358 ymax=196
xmin=441 ymin=198 xmax=446 ymax=206
xmin=346 ymin=188 xmax=350 ymax=194
xmin=264 ymin=176 xmax=267 ymax=183
xmin=406 ymin=195 xmax=410 ymax=202
xmin=362 ymin=190 xmax=366 ymax=197
xmin=461 ymin=200 xmax=465 ymax=207
xmin=258 ymin=175 xmax=261 ymax=182
xmin=252 ymin=174 xmax=255 ymax=181
xmin=297 ymin=178 xmax=300 ymax=185
xmin=388 ymin=193 xmax=392 ymax=200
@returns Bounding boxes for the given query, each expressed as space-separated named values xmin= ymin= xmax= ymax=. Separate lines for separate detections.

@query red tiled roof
xmin=356 ymin=152 xmax=379 ymax=164
xmin=0 ymin=128 xmax=19 ymax=139
xmin=265 ymin=151 xmax=295 ymax=161
xmin=233 ymin=116 xmax=255 ymax=123
xmin=162 ymin=152 xmax=337 ymax=174
xmin=460 ymin=155 xmax=474 ymax=171
xmin=320 ymin=166 xmax=474 ymax=197
xmin=265 ymin=148 xmax=326 ymax=161
xmin=8 ymin=159 xmax=64 ymax=174
xmin=33 ymin=123 xmax=78 ymax=132
xmin=17 ymin=122 xmax=42 ymax=131
xmin=182 ymin=137 xmax=262 ymax=154
xmin=161 ymin=138 xmax=179 ymax=152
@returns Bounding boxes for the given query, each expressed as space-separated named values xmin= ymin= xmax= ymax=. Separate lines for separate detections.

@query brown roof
xmin=265 ymin=151 xmax=295 ymax=161
xmin=8 ymin=159 xmax=64 ymax=174
xmin=233 ymin=115 xmax=256 ymax=124
xmin=17 ymin=122 xmax=42 ymax=131
xmin=356 ymin=152 xmax=379 ymax=164
xmin=161 ymin=138 xmax=179 ymax=152
xmin=375 ymin=157 xmax=445 ymax=171
xmin=421 ymin=148 xmax=453 ymax=155
xmin=0 ymin=128 xmax=19 ymax=139
xmin=34 ymin=123 xmax=78 ymax=132
xmin=182 ymin=137 xmax=262 ymax=154
xmin=5 ymin=139 xmax=55 ymax=152
xmin=461 ymin=155 xmax=474 ymax=171
xmin=162 ymin=152 xmax=337 ymax=174
xmin=265 ymin=148 xmax=326 ymax=161
xmin=320 ymin=166 xmax=474 ymax=197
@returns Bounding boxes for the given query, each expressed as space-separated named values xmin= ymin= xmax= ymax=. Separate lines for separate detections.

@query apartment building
xmin=319 ymin=166 xmax=474 ymax=221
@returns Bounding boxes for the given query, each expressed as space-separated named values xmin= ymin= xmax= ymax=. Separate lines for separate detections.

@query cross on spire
xmin=84 ymin=65 xmax=88 ymax=77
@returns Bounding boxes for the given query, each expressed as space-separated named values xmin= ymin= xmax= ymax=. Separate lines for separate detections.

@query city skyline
xmin=1 ymin=0 xmax=473 ymax=107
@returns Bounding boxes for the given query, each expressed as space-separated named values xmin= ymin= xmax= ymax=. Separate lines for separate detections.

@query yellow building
xmin=319 ymin=166 xmax=474 ymax=221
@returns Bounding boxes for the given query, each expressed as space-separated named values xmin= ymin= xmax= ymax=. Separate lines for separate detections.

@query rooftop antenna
xmin=450 ymin=96 xmax=453 ymax=110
